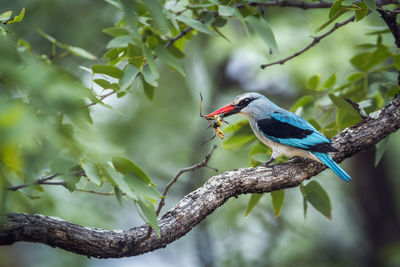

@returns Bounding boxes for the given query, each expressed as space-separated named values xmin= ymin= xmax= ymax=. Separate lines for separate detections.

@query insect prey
xmin=200 ymin=92 xmax=228 ymax=144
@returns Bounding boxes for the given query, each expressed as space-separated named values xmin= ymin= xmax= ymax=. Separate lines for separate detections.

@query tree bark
xmin=1 ymin=94 xmax=399 ymax=259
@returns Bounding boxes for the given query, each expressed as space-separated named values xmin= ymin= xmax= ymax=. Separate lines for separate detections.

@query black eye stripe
xmin=238 ymin=97 xmax=255 ymax=107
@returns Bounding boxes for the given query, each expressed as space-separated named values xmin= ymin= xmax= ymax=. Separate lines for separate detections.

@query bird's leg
xmin=261 ymin=157 xmax=275 ymax=167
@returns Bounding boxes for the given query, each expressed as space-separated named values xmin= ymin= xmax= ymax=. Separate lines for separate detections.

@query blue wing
xmin=256 ymin=112 xmax=336 ymax=152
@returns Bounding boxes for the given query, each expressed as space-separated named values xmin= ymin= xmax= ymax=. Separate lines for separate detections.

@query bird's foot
xmin=260 ymin=157 xmax=275 ymax=167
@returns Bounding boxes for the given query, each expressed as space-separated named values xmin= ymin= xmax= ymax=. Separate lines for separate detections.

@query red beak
xmin=206 ymin=104 xmax=237 ymax=118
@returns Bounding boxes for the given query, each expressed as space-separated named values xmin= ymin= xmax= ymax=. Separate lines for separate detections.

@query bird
xmin=205 ymin=92 xmax=352 ymax=182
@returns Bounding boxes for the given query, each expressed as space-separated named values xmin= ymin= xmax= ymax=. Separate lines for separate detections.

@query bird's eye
xmin=239 ymin=98 xmax=251 ymax=107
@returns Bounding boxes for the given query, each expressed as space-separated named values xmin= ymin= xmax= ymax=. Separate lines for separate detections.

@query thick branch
xmin=378 ymin=9 xmax=400 ymax=48
xmin=1 ymin=94 xmax=399 ymax=258
xmin=261 ymin=16 xmax=356 ymax=69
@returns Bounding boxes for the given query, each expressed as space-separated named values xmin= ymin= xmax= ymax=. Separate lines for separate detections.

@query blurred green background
xmin=1 ymin=1 xmax=400 ymax=267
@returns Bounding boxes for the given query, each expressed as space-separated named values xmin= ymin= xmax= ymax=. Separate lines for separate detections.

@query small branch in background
xmin=156 ymin=144 xmax=218 ymax=217
xmin=165 ymin=27 xmax=192 ymax=49
xmin=145 ymin=145 xmax=218 ymax=238
xmin=75 ymin=188 xmax=124 ymax=196
xmin=260 ymin=16 xmax=356 ymax=69
xmin=345 ymin=98 xmax=369 ymax=121
xmin=6 ymin=173 xmax=59 ymax=191
xmin=6 ymin=170 xmax=85 ymax=192
xmin=246 ymin=0 xmax=332 ymax=9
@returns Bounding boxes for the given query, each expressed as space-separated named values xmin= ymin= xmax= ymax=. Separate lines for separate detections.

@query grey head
xmin=229 ymin=92 xmax=280 ymax=120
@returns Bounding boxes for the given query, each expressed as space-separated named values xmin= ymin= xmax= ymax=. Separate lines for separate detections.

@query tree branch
xmin=261 ymin=15 xmax=356 ymax=69
xmin=1 ymin=93 xmax=399 ymax=258
xmin=6 ymin=170 xmax=85 ymax=192
xmin=246 ymin=0 xmax=332 ymax=9
xmin=156 ymin=144 xmax=218 ymax=217
xmin=378 ymin=9 xmax=400 ymax=48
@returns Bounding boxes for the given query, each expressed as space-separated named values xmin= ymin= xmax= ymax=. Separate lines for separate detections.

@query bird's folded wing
xmin=256 ymin=112 xmax=337 ymax=152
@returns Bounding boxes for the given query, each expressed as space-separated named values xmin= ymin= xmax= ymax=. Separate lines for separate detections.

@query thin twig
xmin=6 ymin=173 xmax=60 ymax=191
xmin=75 ymin=188 xmax=124 ymax=196
xmin=145 ymin=145 xmax=218 ymax=238
xmin=261 ymin=15 xmax=356 ymax=69
xmin=244 ymin=0 xmax=332 ymax=9
xmin=6 ymin=170 xmax=85 ymax=191
xmin=156 ymin=144 xmax=218 ymax=217
xmin=41 ymin=181 xmax=68 ymax=187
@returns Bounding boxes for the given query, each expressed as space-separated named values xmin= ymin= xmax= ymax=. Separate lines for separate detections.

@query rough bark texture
xmin=1 ymin=94 xmax=399 ymax=258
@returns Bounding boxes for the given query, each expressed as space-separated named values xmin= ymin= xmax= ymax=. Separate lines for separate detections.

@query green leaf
xmin=364 ymin=0 xmax=377 ymax=12
xmin=104 ymin=48 xmax=119 ymax=61
xmin=0 ymin=25 xmax=6 ymax=38
xmin=167 ymin=45 xmax=186 ymax=58
xmin=137 ymin=198 xmax=160 ymax=237
xmin=244 ymin=193 xmax=263 ymax=217
xmin=375 ymin=136 xmax=390 ymax=166
xmin=0 ymin=11 xmax=13 ymax=21
xmin=222 ymin=119 xmax=248 ymax=133
xmin=94 ymin=79 xmax=112 ymax=89
xmin=147 ymin=0 xmax=170 ymax=35
xmin=213 ymin=17 xmax=228 ymax=28
xmin=290 ymin=95 xmax=314 ymax=112
xmin=234 ymin=7 xmax=250 ymax=35
xmin=17 ymin=39 xmax=31 ymax=53
xmin=322 ymin=73 xmax=337 ymax=89
xmin=120 ymin=64 xmax=139 ymax=91
xmin=251 ymin=153 xmax=270 ymax=164
xmin=329 ymin=0 xmax=345 ymax=18
xmin=5 ymin=8 xmax=25 ymax=24
xmin=102 ymin=27 xmax=130 ymax=37
xmin=112 ymin=156 xmax=152 ymax=184
xmin=355 ymin=2 xmax=369 ymax=21
xmin=115 ymin=186 xmax=123 ymax=206
xmin=67 ymin=46 xmax=97 ymax=60
xmin=154 ymin=45 xmax=185 ymax=76
xmin=142 ymin=44 xmax=159 ymax=76
xmin=124 ymin=173 xmax=160 ymax=203
xmin=316 ymin=8 xmax=348 ymax=32
xmin=329 ymin=94 xmax=361 ymax=118
xmin=177 ymin=15 xmax=217 ymax=36
xmin=271 ymin=190 xmax=285 ymax=217
xmin=143 ymin=78 xmax=156 ymax=100
xmin=107 ymin=35 xmax=132 ymax=48
xmin=60 ymin=174 xmax=80 ymax=192
xmin=142 ymin=67 xmax=158 ymax=87
xmin=222 ymin=123 xmax=256 ymax=149
xmin=346 ymin=72 xmax=364 ymax=82
xmin=246 ymin=16 xmax=278 ymax=53
xmin=306 ymin=74 xmax=321 ymax=91
xmin=100 ymin=165 xmax=137 ymax=199
xmin=387 ymin=85 xmax=400 ymax=97
xmin=92 ymin=65 xmax=123 ymax=79
xmin=249 ymin=141 xmax=271 ymax=162
xmin=81 ymin=161 xmax=102 ymax=186
xmin=303 ymin=181 xmax=332 ymax=219
xmin=219 ymin=5 xmax=236 ymax=16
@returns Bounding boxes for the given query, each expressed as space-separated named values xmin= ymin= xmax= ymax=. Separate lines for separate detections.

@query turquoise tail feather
xmin=312 ymin=152 xmax=352 ymax=182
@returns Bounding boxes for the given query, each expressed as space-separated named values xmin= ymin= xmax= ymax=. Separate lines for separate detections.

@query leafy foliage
xmin=1 ymin=0 xmax=399 ymax=234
